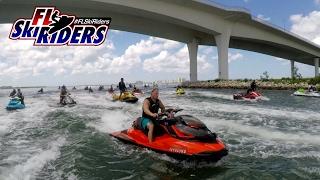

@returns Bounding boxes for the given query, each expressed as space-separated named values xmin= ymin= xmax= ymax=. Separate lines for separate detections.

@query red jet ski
xmin=110 ymin=109 xmax=228 ymax=161
xmin=233 ymin=91 xmax=262 ymax=100
xmin=132 ymin=89 xmax=143 ymax=96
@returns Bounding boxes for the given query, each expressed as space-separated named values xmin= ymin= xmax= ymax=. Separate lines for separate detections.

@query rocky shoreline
xmin=181 ymin=80 xmax=310 ymax=90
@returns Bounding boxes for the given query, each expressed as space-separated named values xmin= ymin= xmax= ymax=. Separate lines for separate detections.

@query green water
xmin=0 ymin=87 xmax=319 ymax=179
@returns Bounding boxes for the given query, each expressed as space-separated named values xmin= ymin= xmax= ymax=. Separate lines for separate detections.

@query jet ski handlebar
xmin=164 ymin=108 xmax=183 ymax=114
xmin=157 ymin=108 xmax=183 ymax=120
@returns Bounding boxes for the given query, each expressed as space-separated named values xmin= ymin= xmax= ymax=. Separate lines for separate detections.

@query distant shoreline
xmin=0 ymin=86 xmax=46 ymax=89
xmin=181 ymin=79 xmax=319 ymax=90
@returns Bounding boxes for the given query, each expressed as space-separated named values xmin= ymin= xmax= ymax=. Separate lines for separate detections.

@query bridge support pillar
xmin=214 ymin=31 xmax=231 ymax=80
xmin=315 ymin=58 xmax=319 ymax=77
xmin=188 ymin=38 xmax=199 ymax=82
xmin=291 ymin=60 xmax=294 ymax=79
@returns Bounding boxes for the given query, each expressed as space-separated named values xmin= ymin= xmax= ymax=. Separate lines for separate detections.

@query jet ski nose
xmin=195 ymin=148 xmax=228 ymax=160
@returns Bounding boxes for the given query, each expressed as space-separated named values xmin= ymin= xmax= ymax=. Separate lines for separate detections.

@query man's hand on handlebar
xmin=152 ymin=113 xmax=158 ymax=118
xmin=156 ymin=108 xmax=183 ymax=120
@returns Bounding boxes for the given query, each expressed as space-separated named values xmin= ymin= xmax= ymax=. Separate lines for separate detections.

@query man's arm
xmin=159 ymin=100 xmax=165 ymax=113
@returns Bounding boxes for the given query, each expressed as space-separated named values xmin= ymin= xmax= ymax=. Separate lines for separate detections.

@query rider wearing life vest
xmin=141 ymin=88 xmax=165 ymax=143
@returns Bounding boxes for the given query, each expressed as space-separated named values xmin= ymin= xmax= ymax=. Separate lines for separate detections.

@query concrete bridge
xmin=1 ymin=0 xmax=320 ymax=81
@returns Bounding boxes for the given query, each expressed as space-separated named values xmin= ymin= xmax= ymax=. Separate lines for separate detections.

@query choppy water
xmin=0 ymin=87 xmax=319 ymax=180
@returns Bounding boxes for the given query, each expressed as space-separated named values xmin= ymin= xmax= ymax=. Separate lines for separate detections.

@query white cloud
xmin=274 ymin=57 xmax=290 ymax=65
xmin=312 ymin=36 xmax=320 ymax=45
xmin=244 ymin=0 xmax=249 ymax=3
xmin=210 ymin=52 xmax=243 ymax=63
xmin=1 ymin=23 xmax=215 ymax=83
xmin=290 ymin=11 xmax=320 ymax=45
xmin=315 ymin=0 xmax=320 ymax=5
xmin=110 ymin=30 xmax=121 ymax=34
xmin=257 ymin=14 xmax=271 ymax=21
xmin=99 ymin=37 xmax=181 ymax=74
xmin=0 ymin=24 xmax=122 ymax=78
xmin=202 ymin=46 xmax=214 ymax=55
xmin=228 ymin=52 xmax=243 ymax=63
xmin=143 ymin=45 xmax=212 ymax=73
xmin=0 ymin=24 xmax=183 ymax=79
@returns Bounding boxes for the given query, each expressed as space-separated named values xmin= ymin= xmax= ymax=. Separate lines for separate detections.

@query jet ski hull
xmin=233 ymin=91 xmax=262 ymax=100
xmin=6 ymin=104 xmax=25 ymax=110
xmin=293 ymin=91 xmax=320 ymax=97
xmin=176 ymin=89 xmax=185 ymax=95
xmin=112 ymin=93 xmax=139 ymax=103
xmin=110 ymin=128 xmax=228 ymax=161
xmin=6 ymin=98 xmax=25 ymax=110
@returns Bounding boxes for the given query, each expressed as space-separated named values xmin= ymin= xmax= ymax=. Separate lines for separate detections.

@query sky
xmin=1 ymin=0 xmax=320 ymax=86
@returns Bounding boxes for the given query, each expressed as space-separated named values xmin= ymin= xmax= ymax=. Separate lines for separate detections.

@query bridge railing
xmin=201 ymin=0 xmax=320 ymax=49
xmin=252 ymin=16 xmax=320 ymax=49
xmin=202 ymin=0 xmax=251 ymax=14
